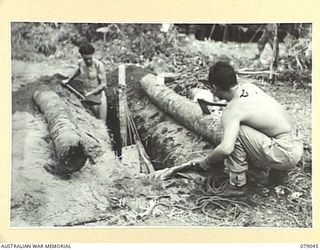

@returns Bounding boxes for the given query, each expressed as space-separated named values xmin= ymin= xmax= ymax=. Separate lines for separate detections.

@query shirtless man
xmin=155 ymin=61 xmax=303 ymax=197
xmin=62 ymin=42 xmax=107 ymax=122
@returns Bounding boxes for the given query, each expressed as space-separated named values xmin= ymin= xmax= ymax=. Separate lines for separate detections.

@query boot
xmin=217 ymin=182 xmax=248 ymax=197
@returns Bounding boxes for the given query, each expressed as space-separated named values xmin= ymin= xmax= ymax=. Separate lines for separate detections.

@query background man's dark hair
xmin=79 ymin=42 xmax=95 ymax=55
xmin=208 ymin=61 xmax=237 ymax=91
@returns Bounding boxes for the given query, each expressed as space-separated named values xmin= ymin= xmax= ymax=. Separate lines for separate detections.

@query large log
xmin=110 ymin=66 xmax=216 ymax=171
xmin=33 ymin=90 xmax=88 ymax=172
xmin=140 ymin=74 xmax=223 ymax=146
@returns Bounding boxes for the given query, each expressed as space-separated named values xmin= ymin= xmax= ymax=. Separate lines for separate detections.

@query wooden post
xmin=223 ymin=24 xmax=228 ymax=43
xmin=269 ymin=24 xmax=279 ymax=84
xmin=209 ymin=24 xmax=216 ymax=40
xmin=118 ymin=64 xmax=127 ymax=148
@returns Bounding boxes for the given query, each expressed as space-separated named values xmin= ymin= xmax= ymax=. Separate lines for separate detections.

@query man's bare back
xmin=226 ymin=83 xmax=293 ymax=138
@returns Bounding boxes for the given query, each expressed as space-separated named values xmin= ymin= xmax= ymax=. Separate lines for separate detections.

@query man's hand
xmin=62 ymin=79 xmax=69 ymax=85
xmin=148 ymin=168 xmax=175 ymax=181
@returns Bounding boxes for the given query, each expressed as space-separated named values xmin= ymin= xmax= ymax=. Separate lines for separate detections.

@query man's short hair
xmin=79 ymin=42 xmax=95 ymax=55
xmin=208 ymin=61 xmax=237 ymax=91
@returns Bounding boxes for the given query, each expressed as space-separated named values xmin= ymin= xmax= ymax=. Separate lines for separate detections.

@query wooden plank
xmin=121 ymin=144 xmax=140 ymax=174
xmin=118 ymin=64 xmax=128 ymax=147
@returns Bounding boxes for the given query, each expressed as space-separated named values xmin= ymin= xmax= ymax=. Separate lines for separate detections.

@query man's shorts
xmin=224 ymin=125 xmax=303 ymax=186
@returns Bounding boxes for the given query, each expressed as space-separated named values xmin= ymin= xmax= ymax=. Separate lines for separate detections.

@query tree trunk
xmin=140 ymin=74 xmax=223 ymax=146
xmin=269 ymin=24 xmax=279 ymax=84
xmin=33 ymin=90 xmax=88 ymax=172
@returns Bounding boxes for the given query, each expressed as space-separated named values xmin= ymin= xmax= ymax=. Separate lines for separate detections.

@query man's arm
xmin=85 ymin=61 xmax=107 ymax=96
xmin=62 ymin=68 xmax=81 ymax=85
xmin=159 ymin=107 xmax=242 ymax=179
xmin=198 ymin=108 xmax=241 ymax=170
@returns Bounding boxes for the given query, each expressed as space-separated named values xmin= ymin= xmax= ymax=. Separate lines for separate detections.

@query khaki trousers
xmin=224 ymin=125 xmax=303 ymax=186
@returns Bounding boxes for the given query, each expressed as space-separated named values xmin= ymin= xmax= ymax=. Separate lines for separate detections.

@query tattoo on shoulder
xmin=240 ymin=89 xmax=249 ymax=98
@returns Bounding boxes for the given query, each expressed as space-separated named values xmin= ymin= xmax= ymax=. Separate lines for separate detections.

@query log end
xmin=60 ymin=143 xmax=88 ymax=173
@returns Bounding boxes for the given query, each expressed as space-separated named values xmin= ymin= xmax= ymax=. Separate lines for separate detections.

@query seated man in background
xmin=62 ymin=42 xmax=107 ymax=122
xmin=155 ymin=61 xmax=303 ymax=197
